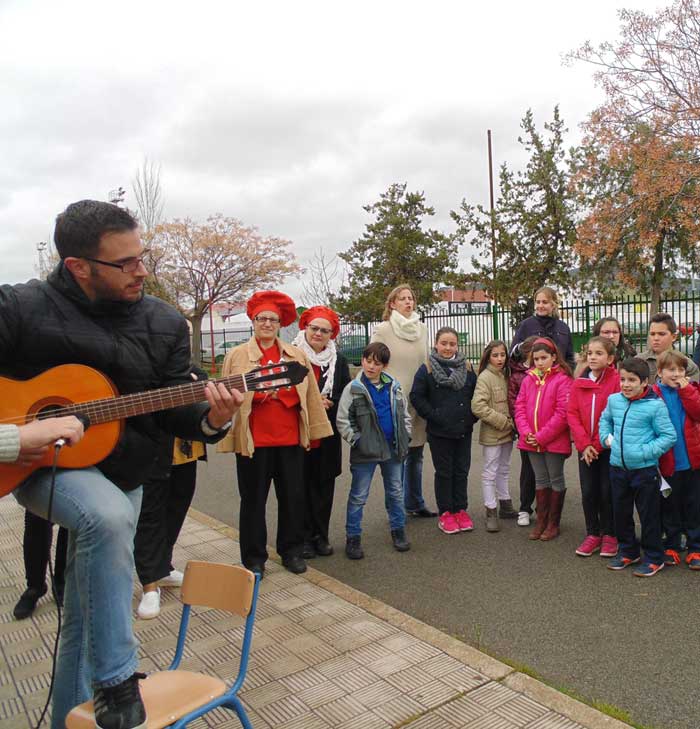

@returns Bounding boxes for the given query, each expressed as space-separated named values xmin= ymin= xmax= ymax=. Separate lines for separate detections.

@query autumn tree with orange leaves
xmin=571 ymin=121 xmax=700 ymax=312
xmin=149 ymin=214 xmax=301 ymax=363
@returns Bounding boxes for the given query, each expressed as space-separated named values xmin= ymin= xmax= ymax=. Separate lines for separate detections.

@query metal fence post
xmin=585 ymin=300 xmax=591 ymax=336
xmin=492 ymin=303 xmax=499 ymax=341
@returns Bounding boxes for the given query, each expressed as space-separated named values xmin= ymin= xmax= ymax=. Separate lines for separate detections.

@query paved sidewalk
xmin=0 ymin=496 xmax=630 ymax=729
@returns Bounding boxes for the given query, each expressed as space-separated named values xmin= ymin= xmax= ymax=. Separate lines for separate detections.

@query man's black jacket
xmin=0 ymin=263 xmax=224 ymax=491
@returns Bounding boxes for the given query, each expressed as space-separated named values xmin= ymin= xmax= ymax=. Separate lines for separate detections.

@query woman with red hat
xmin=293 ymin=306 xmax=351 ymax=558
xmin=218 ymin=291 xmax=333 ymax=577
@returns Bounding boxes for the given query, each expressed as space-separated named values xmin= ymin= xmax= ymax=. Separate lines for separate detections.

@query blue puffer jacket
xmin=599 ymin=389 xmax=677 ymax=470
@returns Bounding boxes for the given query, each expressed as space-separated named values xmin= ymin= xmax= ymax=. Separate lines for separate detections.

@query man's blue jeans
xmin=15 ymin=467 xmax=141 ymax=729
xmin=346 ymin=456 xmax=405 ymax=536
xmin=403 ymin=445 xmax=425 ymax=511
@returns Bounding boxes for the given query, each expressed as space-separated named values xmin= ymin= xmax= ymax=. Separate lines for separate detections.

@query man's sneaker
xmin=664 ymin=549 xmax=681 ymax=566
xmin=686 ymin=552 xmax=700 ymax=570
xmin=391 ymin=528 xmax=411 ymax=552
xmin=158 ymin=569 xmax=183 ymax=587
xmin=94 ymin=673 xmax=147 ymax=729
xmin=600 ymin=535 xmax=618 ymax=558
xmin=438 ymin=512 xmax=459 ymax=534
xmin=345 ymin=535 xmax=364 ymax=560
xmin=575 ymin=535 xmax=602 ymax=557
xmin=454 ymin=510 xmax=474 ymax=532
xmin=607 ymin=554 xmax=641 ymax=571
xmin=517 ymin=511 xmax=530 ymax=527
xmin=137 ymin=589 xmax=161 ymax=620
xmin=633 ymin=562 xmax=665 ymax=578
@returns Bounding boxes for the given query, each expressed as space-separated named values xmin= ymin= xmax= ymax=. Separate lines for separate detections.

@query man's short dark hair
xmin=362 ymin=342 xmax=390 ymax=365
xmin=649 ymin=312 xmax=677 ymax=334
xmin=619 ymin=357 xmax=649 ymax=382
xmin=54 ymin=200 xmax=139 ymax=259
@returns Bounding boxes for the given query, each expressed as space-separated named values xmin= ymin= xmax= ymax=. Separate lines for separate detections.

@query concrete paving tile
xmin=419 ymin=652 xmax=468 ymax=678
xmin=371 ymin=694 xmax=426 ymax=725
xmin=333 ymin=710 xmax=393 ymax=729
xmin=330 ymin=665 xmax=381 ymax=692
xmin=314 ymin=694 xmax=368 ymax=724
xmin=262 ymin=653 xmax=309 ymax=680
xmin=464 ymin=714 xmax=519 ymax=729
xmin=315 ymin=654 xmax=363 ymax=679
xmin=255 ymin=694 xmax=310 ymax=725
xmin=239 ymin=680 xmax=291 ymax=709
xmin=352 ymin=678 xmax=403 ymax=709
xmin=277 ymin=713 xmax=332 ymax=729
xmin=294 ymin=641 xmax=339 ymax=665
xmin=385 ymin=663 xmax=438 ymax=692
xmin=279 ymin=666 xmax=328 ymax=692
xmin=408 ymin=678 xmax=462 ymax=709
xmin=468 ymin=680 xmax=520 ymax=710
xmin=434 ymin=695 xmax=489 ymax=726
xmin=295 ymin=678 xmax=347 ymax=708
xmin=494 ymin=694 xmax=550 ymax=727
xmin=525 ymin=714 xmax=586 ymax=729
xmin=366 ymin=651 xmax=413 ymax=677
xmin=440 ymin=665 xmax=490 ymax=692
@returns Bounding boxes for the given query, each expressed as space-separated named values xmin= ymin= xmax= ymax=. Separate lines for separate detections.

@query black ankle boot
xmin=94 ymin=673 xmax=147 ymax=729
xmin=345 ymin=535 xmax=364 ymax=560
xmin=13 ymin=585 xmax=47 ymax=620
xmin=391 ymin=528 xmax=411 ymax=552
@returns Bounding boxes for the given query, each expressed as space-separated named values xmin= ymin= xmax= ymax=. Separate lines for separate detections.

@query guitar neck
xmin=65 ymin=373 xmax=246 ymax=426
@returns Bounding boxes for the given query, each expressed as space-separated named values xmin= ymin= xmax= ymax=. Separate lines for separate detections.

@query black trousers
xmin=662 ymin=468 xmax=700 ymax=552
xmin=303 ymin=448 xmax=336 ymax=544
xmin=236 ymin=445 xmax=304 ymax=568
xmin=22 ymin=510 xmax=68 ymax=591
xmin=427 ymin=434 xmax=471 ymax=514
xmin=610 ymin=465 xmax=663 ymax=563
xmin=518 ymin=450 xmax=536 ymax=514
xmin=134 ymin=460 xmax=197 ymax=585
xmin=579 ymin=449 xmax=613 ymax=536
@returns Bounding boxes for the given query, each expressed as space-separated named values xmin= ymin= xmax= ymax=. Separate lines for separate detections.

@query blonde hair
xmin=534 ymin=286 xmax=560 ymax=319
xmin=657 ymin=349 xmax=689 ymax=372
xmin=382 ymin=284 xmax=417 ymax=321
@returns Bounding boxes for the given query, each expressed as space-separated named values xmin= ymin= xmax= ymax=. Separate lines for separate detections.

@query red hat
xmin=246 ymin=290 xmax=297 ymax=327
xmin=298 ymin=306 xmax=341 ymax=339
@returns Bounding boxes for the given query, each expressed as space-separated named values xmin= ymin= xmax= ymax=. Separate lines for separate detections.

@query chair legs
xmin=229 ymin=696 xmax=253 ymax=729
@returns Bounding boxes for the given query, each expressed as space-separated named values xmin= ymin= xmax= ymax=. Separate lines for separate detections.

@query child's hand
xmin=678 ymin=376 xmax=690 ymax=389
xmin=581 ymin=445 xmax=598 ymax=465
xmin=525 ymin=432 xmax=538 ymax=447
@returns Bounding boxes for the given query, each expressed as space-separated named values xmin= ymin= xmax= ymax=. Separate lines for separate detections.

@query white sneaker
xmin=159 ymin=569 xmax=184 ymax=587
xmin=517 ymin=511 xmax=530 ymax=527
xmin=137 ymin=588 xmax=161 ymax=619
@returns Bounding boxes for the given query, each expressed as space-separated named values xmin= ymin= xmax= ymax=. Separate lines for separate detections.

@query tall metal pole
xmin=487 ymin=130 xmax=497 ymax=308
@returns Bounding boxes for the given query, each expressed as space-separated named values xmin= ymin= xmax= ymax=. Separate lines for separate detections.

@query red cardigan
xmin=566 ymin=366 xmax=620 ymax=453
xmin=652 ymin=381 xmax=700 ymax=477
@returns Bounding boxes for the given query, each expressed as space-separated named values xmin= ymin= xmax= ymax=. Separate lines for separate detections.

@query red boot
xmin=540 ymin=489 xmax=566 ymax=541
xmin=529 ymin=489 xmax=551 ymax=540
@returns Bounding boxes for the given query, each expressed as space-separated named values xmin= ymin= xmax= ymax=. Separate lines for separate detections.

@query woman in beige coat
xmin=371 ymin=284 xmax=434 ymax=517
xmin=471 ymin=340 xmax=516 ymax=532
xmin=218 ymin=290 xmax=332 ymax=578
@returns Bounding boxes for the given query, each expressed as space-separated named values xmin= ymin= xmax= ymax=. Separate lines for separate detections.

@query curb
xmin=187 ymin=507 xmax=632 ymax=728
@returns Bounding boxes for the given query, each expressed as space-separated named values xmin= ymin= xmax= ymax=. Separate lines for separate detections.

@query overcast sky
xmin=0 ymin=0 xmax=663 ymax=300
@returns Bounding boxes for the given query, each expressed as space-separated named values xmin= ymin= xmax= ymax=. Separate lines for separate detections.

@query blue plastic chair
xmin=66 ymin=561 xmax=261 ymax=729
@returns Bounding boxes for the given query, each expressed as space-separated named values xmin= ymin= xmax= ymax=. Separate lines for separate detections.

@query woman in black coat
xmin=510 ymin=286 xmax=575 ymax=368
xmin=293 ymin=306 xmax=351 ymax=557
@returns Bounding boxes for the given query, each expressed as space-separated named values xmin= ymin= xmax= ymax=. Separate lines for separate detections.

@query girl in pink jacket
xmin=514 ymin=337 xmax=573 ymax=541
xmin=566 ymin=336 xmax=620 ymax=559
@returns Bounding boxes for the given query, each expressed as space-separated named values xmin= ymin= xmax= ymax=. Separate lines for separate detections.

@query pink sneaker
xmin=600 ymin=535 xmax=618 ymax=558
xmin=575 ymin=535 xmax=602 ymax=557
xmin=454 ymin=510 xmax=474 ymax=532
xmin=438 ymin=512 xmax=459 ymax=534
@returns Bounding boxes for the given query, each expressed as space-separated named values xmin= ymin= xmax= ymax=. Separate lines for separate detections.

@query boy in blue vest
xmin=599 ymin=358 xmax=676 ymax=577
xmin=336 ymin=342 xmax=412 ymax=559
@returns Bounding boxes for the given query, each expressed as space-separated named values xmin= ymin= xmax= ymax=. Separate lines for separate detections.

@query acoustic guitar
xmin=0 ymin=361 xmax=308 ymax=496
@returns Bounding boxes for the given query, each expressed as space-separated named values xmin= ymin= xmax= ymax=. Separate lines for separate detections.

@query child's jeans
xmin=428 ymin=434 xmax=471 ymax=514
xmin=528 ymin=452 xmax=567 ymax=492
xmin=579 ymin=449 xmax=613 ymax=536
xmin=662 ymin=468 xmax=700 ymax=553
xmin=346 ymin=456 xmax=405 ymax=536
xmin=609 ymin=465 xmax=663 ymax=564
xmin=482 ymin=442 xmax=513 ymax=509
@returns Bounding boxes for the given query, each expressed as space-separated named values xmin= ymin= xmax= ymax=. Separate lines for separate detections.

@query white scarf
xmin=389 ymin=309 xmax=422 ymax=341
xmin=292 ymin=331 xmax=337 ymax=397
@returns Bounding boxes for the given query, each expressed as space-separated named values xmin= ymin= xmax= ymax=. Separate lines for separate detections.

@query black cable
xmin=33 ymin=442 xmax=63 ymax=729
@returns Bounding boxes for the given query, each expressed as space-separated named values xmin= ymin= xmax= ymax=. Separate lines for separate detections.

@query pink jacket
xmin=515 ymin=366 xmax=572 ymax=455
xmin=566 ymin=366 xmax=620 ymax=453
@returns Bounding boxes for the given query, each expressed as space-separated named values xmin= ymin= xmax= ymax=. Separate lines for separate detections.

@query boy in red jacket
xmin=653 ymin=350 xmax=700 ymax=570
xmin=567 ymin=337 xmax=621 ymax=558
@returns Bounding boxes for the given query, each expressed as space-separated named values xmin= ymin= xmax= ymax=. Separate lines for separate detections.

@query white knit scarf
xmin=292 ymin=331 xmax=337 ymax=397
xmin=389 ymin=310 xmax=422 ymax=341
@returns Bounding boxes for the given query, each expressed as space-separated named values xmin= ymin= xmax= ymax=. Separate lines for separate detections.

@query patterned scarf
xmin=292 ymin=331 xmax=337 ymax=397
xmin=429 ymin=351 xmax=468 ymax=391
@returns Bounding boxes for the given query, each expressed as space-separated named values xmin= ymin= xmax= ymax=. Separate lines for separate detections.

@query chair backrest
xmin=181 ymin=561 xmax=255 ymax=617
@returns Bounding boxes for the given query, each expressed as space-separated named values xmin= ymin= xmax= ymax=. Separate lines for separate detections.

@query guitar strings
xmin=0 ymin=365 xmax=293 ymax=426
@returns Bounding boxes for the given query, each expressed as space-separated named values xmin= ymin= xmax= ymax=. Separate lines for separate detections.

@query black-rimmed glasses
xmin=254 ymin=316 xmax=280 ymax=324
xmin=307 ymin=324 xmax=332 ymax=335
xmin=83 ymin=249 xmax=150 ymax=273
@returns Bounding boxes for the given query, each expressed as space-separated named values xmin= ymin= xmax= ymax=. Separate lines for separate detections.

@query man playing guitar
xmin=0 ymin=200 xmax=243 ymax=729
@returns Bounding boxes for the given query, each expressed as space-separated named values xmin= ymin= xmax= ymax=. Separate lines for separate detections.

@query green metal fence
xmin=337 ymin=294 xmax=700 ymax=365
